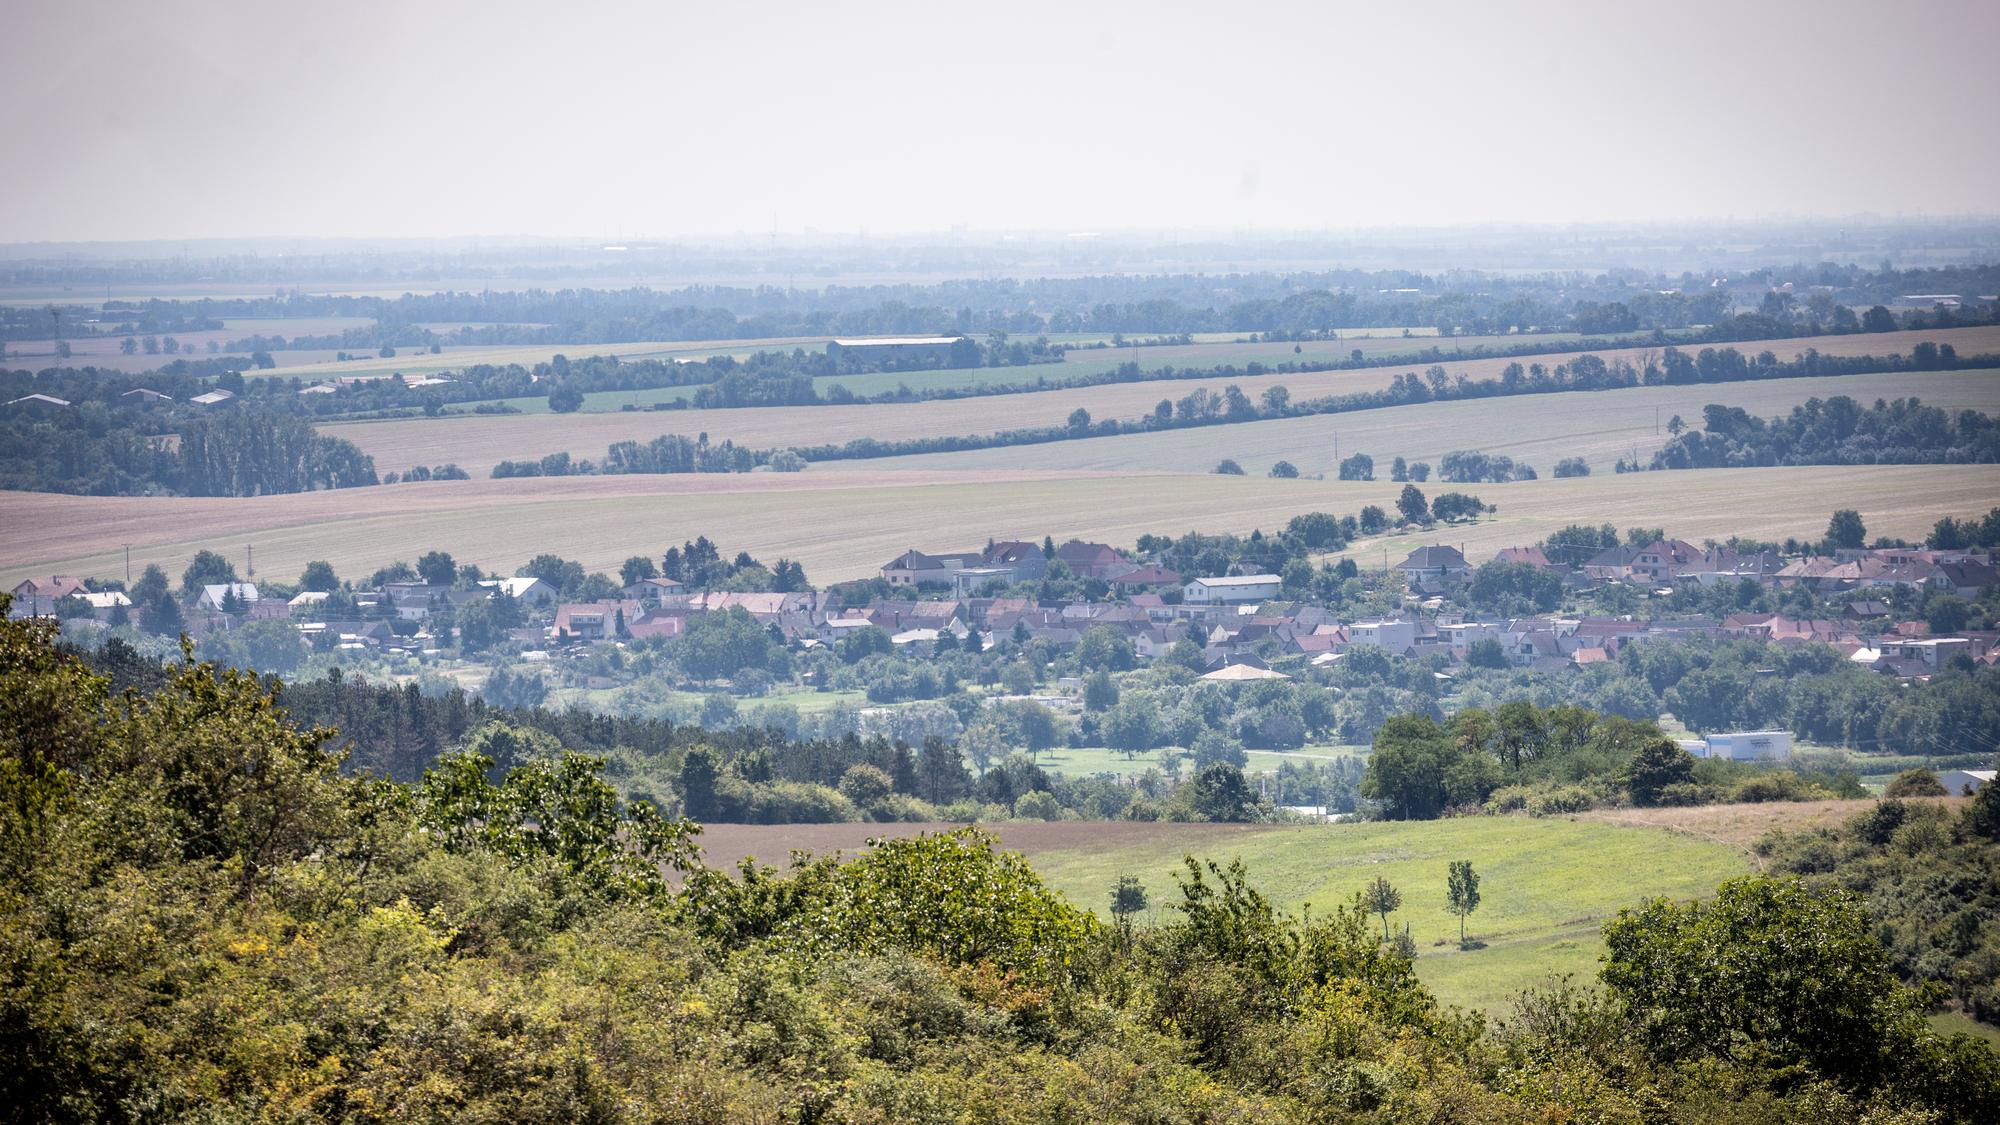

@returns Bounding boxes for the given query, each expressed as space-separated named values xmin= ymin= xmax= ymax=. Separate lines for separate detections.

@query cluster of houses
xmin=8 ymin=532 xmax=1995 ymax=682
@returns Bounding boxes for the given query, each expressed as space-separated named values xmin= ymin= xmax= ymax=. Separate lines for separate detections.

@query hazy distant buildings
xmin=826 ymin=336 xmax=964 ymax=364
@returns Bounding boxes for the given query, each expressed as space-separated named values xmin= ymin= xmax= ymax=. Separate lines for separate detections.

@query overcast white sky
xmin=3 ymin=0 xmax=1995 ymax=242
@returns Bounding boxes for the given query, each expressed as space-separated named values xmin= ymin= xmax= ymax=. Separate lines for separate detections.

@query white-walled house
xmin=1347 ymin=619 xmax=1418 ymax=652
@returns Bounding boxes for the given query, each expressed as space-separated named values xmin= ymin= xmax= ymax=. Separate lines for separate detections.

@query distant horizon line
xmin=6 ymin=213 xmax=2000 ymax=256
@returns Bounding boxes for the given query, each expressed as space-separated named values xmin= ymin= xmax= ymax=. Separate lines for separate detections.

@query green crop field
xmin=1025 ymin=816 xmax=1752 ymax=1016
xmin=5 ymin=464 xmax=1990 ymax=602
xmin=835 ymin=368 xmax=2000 ymax=477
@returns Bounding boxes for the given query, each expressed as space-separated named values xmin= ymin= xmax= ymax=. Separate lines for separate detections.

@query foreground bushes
xmin=3 ymin=600 xmax=1995 ymax=1122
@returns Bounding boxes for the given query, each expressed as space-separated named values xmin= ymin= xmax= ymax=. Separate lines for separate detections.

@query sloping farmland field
xmin=830 ymin=368 xmax=2000 ymax=476
xmin=3 ymin=464 xmax=1992 ymax=592
xmin=320 ymin=325 xmax=2000 ymax=475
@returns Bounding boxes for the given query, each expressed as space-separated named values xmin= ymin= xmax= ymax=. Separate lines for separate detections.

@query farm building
xmin=1938 ymin=769 xmax=1994 ymax=795
xmin=1183 ymin=574 xmax=1282 ymax=604
xmin=1687 ymin=731 xmax=1793 ymax=762
xmin=826 ymin=336 xmax=965 ymax=364
xmin=5 ymin=393 xmax=71 ymax=410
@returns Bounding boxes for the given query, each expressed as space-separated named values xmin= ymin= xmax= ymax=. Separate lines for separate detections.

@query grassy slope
xmin=318 ymin=325 xmax=2000 ymax=475
xmin=1025 ymin=817 xmax=1750 ymax=1017
xmin=823 ymin=368 xmax=2000 ymax=477
xmin=6 ymin=464 xmax=1994 ymax=590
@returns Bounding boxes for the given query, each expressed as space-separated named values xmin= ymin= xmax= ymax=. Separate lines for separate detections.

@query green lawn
xmin=1026 ymin=817 xmax=1751 ymax=1017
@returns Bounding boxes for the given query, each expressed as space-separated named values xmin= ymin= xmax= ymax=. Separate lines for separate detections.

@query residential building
xmin=482 ymin=576 xmax=558 ymax=607
xmin=1347 ymin=619 xmax=1418 ymax=652
xmin=551 ymin=600 xmax=645 ymax=641
xmin=1396 ymin=544 xmax=1472 ymax=582
xmin=1054 ymin=539 xmax=1128 ymax=578
xmin=624 ymin=576 xmax=686 ymax=600
xmin=1491 ymin=546 xmax=1552 ymax=569
xmin=197 ymin=582 xmax=261 ymax=612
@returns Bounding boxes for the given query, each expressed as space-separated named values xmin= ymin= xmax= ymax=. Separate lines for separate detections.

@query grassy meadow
xmin=1023 ymin=816 xmax=1754 ymax=1016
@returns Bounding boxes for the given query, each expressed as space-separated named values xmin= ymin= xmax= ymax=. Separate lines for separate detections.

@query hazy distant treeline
xmin=24 ymin=262 xmax=2000 ymax=354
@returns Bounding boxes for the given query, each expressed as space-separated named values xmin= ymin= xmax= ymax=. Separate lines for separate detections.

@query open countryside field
xmin=321 ymin=325 xmax=2000 ymax=475
xmin=3 ymin=317 xmax=376 ymax=373
xmin=1045 ymin=330 xmax=1595 ymax=379
xmin=834 ymin=368 xmax=2000 ymax=477
xmin=3 ymin=464 xmax=1991 ymax=592
xmin=693 ymin=816 xmax=1752 ymax=1017
xmin=250 ymin=337 xmax=827 ymax=381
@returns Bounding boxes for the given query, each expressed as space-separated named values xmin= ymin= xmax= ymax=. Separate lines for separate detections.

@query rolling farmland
xmin=4 ymin=464 xmax=1993 ymax=592
xmin=319 ymin=324 xmax=2000 ymax=475
xmin=834 ymin=368 xmax=2000 ymax=476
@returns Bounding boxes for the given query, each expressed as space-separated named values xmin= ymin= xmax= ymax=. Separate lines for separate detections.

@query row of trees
xmin=1646 ymin=395 xmax=2000 ymax=470
xmin=0 ymin=406 xmax=377 ymax=495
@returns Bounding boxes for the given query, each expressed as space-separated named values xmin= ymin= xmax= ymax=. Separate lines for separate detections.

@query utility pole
xmin=123 ymin=543 xmax=131 ymax=584
xmin=246 ymin=544 xmax=254 ymax=578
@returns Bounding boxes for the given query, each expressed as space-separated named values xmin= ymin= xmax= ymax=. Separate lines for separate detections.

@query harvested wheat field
xmin=825 ymin=368 xmax=2000 ymax=476
xmin=320 ymin=325 xmax=2000 ymax=475
xmin=1579 ymin=797 xmax=1969 ymax=856
xmin=3 ymin=464 xmax=1994 ymax=591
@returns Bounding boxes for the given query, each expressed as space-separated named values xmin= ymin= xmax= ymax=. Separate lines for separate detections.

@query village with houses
xmin=12 ymin=519 xmax=1998 ymax=787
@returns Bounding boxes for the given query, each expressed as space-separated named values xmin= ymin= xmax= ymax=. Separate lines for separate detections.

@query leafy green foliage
xmin=4 ymin=606 xmax=1996 ymax=1121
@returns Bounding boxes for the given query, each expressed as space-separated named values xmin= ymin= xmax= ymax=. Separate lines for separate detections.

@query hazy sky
xmin=3 ymin=0 xmax=1996 ymax=242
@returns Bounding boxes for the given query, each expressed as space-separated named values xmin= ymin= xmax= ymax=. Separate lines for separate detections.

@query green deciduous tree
xmin=1361 ymin=875 xmax=1402 ymax=940
xmin=1446 ymin=859 xmax=1481 ymax=945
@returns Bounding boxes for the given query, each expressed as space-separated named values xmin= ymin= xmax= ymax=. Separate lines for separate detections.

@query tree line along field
xmin=834 ymin=367 xmax=2000 ymax=477
xmin=690 ymin=815 xmax=1754 ymax=1017
xmin=3 ymin=463 xmax=1992 ymax=594
xmin=315 ymin=324 xmax=2000 ymax=476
